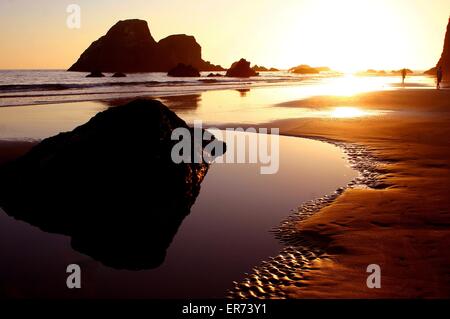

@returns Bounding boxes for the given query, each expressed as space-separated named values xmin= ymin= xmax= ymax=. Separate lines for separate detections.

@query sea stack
xmin=167 ymin=63 xmax=200 ymax=77
xmin=438 ymin=18 xmax=450 ymax=81
xmin=68 ymin=19 xmax=223 ymax=73
xmin=226 ymin=59 xmax=259 ymax=77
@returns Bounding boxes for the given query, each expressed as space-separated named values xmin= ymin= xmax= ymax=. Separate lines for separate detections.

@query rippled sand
xmin=230 ymin=88 xmax=450 ymax=298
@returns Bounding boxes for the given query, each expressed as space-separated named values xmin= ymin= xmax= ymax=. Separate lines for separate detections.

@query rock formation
xmin=426 ymin=18 xmax=450 ymax=80
xmin=0 ymin=99 xmax=225 ymax=270
xmin=226 ymin=59 xmax=259 ymax=77
xmin=68 ymin=19 xmax=224 ymax=73
xmin=86 ymin=70 xmax=105 ymax=77
xmin=252 ymin=65 xmax=280 ymax=72
xmin=252 ymin=65 xmax=268 ymax=72
xmin=167 ymin=63 xmax=200 ymax=77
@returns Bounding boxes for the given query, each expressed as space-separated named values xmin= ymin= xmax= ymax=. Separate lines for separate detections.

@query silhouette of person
xmin=437 ymin=66 xmax=443 ymax=90
xmin=401 ymin=68 xmax=407 ymax=84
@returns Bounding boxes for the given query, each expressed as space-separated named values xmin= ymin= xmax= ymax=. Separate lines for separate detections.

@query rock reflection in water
xmin=0 ymin=99 xmax=224 ymax=270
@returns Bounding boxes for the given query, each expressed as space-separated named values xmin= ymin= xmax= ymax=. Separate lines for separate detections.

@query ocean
xmin=0 ymin=70 xmax=437 ymax=140
xmin=0 ymin=70 xmax=315 ymax=107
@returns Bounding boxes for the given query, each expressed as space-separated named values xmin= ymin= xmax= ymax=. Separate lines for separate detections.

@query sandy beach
xmin=243 ymin=88 xmax=450 ymax=298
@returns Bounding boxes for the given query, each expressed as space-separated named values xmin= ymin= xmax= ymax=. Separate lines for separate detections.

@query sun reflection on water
xmin=329 ymin=107 xmax=366 ymax=118
xmin=326 ymin=106 xmax=386 ymax=119
xmin=325 ymin=74 xmax=392 ymax=96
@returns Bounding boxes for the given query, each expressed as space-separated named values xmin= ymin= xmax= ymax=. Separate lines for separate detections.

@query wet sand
xmin=233 ymin=89 xmax=450 ymax=298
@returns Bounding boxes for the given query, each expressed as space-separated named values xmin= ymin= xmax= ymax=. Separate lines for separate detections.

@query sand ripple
xmin=227 ymin=138 xmax=387 ymax=299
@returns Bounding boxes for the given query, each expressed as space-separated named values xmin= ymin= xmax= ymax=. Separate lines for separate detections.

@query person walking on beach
xmin=401 ymin=68 xmax=407 ymax=84
xmin=437 ymin=66 xmax=443 ymax=89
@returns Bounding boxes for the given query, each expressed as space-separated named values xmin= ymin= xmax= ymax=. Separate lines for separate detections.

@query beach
xmin=1 ymin=75 xmax=449 ymax=298
xmin=244 ymin=88 xmax=450 ymax=298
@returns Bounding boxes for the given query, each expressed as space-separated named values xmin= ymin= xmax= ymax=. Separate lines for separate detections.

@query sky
xmin=0 ymin=0 xmax=449 ymax=72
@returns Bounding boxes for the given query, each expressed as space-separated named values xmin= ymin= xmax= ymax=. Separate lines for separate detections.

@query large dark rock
xmin=0 ymin=99 xmax=225 ymax=270
xmin=167 ymin=63 xmax=200 ymax=77
xmin=158 ymin=35 xmax=201 ymax=71
xmin=428 ymin=18 xmax=450 ymax=81
xmin=226 ymin=59 xmax=259 ymax=78
xmin=68 ymin=19 xmax=224 ymax=73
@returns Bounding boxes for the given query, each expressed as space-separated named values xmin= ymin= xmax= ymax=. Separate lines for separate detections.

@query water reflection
xmin=236 ymin=88 xmax=250 ymax=97
xmin=159 ymin=94 xmax=202 ymax=110
xmin=0 ymin=100 xmax=225 ymax=270
xmin=327 ymin=106 xmax=385 ymax=118
xmin=0 ymin=132 xmax=358 ymax=298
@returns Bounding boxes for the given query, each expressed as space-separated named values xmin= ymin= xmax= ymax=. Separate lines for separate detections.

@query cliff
xmin=427 ymin=18 xmax=450 ymax=80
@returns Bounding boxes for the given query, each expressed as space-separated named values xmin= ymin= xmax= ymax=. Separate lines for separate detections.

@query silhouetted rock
xmin=167 ymin=63 xmax=200 ymax=77
xmin=251 ymin=65 xmax=279 ymax=72
xmin=207 ymin=73 xmax=223 ymax=77
xmin=68 ymin=19 xmax=224 ymax=73
xmin=433 ymin=18 xmax=450 ymax=81
xmin=112 ymin=72 xmax=127 ymax=77
xmin=0 ymin=99 xmax=226 ymax=270
xmin=157 ymin=35 xmax=222 ymax=71
xmin=226 ymin=59 xmax=259 ymax=77
xmin=289 ymin=65 xmax=320 ymax=74
xmin=252 ymin=65 xmax=268 ymax=72
xmin=424 ymin=67 xmax=436 ymax=75
xmin=86 ymin=70 xmax=105 ymax=77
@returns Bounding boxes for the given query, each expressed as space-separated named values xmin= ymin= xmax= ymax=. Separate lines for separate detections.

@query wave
xmin=0 ymin=76 xmax=305 ymax=94
xmin=0 ymin=81 xmax=178 ymax=93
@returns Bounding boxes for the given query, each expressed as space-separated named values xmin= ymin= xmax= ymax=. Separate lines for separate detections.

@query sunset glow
xmin=0 ymin=0 xmax=449 ymax=71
